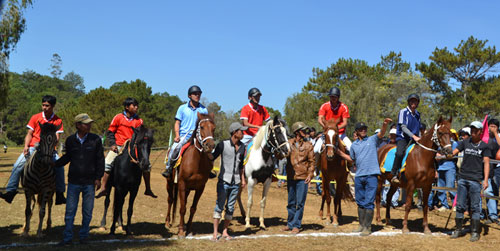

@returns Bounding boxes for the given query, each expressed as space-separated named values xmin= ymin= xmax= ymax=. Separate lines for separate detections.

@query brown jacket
xmin=286 ymin=137 xmax=315 ymax=181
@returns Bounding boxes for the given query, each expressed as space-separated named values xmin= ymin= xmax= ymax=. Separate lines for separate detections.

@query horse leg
xmin=186 ymin=187 xmax=205 ymax=235
xmin=22 ymin=193 xmax=33 ymax=236
xmin=178 ymin=183 xmax=188 ymax=238
xmin=325 ymin=180 xmax=333 ymax=225
xmin=125 ymin=188 xmax=138 ymax=235
xmin=402 ymin=183 xmax=415 ymax=234
xmin=245 ymin=178 xmax=256 ymax=229
xmin=421 ymin=185 xmax=432 ymax=234
xmin=332 ymin=181 xmax=341 ymax=227
xmin=110 ymin=188 xmax=125 ymax=235
xmin=100 ymin=191 xmax=111 ymax=231
xmin=165 ymin=180 xmax=173 ymax=228
xmin=237 ymin=184 xmax=246 ymax=220
xmin=259 ymin=178 xmax=272 ymax=229
xmin=46 ymin=192 xmax=53 ymax=231
xmin=385 ymin=185 xmax=397 ymax=226
xmin=37 ymin=194 xmax=47 ymax=237
xmin=375 ymin=177 xmax=383 ymax=224
xmin=319 ymin=177 xmax=327 ymax=221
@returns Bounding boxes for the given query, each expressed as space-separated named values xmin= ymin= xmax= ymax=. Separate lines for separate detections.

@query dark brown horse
xmin=165 ymin=113 xmax=216 ymax=237
xmin=318 ymin=117 xmax=352 ymax=226
xmin=375 ymin=116 xmax=453 ymax=233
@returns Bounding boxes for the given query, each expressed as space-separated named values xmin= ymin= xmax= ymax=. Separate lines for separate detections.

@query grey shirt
xmin=212 ymin=139 xmax=246 ymax=185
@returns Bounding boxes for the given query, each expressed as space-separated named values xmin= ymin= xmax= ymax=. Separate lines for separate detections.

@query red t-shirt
xmin=318 ymin=101 xmax=350 ymax=134
xmin=240 ymin=103 xmax=270 ymax=136
xmin=108 ymin=113 xmax=143 ymax=146
xmin=26 ymin=112 xmax=64 ymax=147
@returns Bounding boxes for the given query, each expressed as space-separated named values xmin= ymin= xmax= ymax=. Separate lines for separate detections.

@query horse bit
xmin=415 ymin=123 xmax=451 ymax=154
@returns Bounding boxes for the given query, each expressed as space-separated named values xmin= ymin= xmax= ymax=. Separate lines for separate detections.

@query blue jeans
xmin=63 ymin=183 xmax=95 ymax=242
xmin=484 ymin=172 xmax=499 ymax=220
xmin=428 ymin=168 xmax=456 ymax=209
xmin=287 ymin=179 xmax=308 ymax=229
xmin=456 ymin=179 xmax=482 ymax=220
xmin=213 ymin=181 xmax=240 ymax=220
xmin=355 ymin=175 xmax=378 ymax=210
xmin=6 ymin=147 xmax=65 ymax=193
xmin=382 ymin=180 xmax=399 ymax=207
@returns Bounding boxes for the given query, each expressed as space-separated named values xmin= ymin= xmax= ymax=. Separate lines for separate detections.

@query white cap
xmin=461 ymin=127 xmax=471 ymax=135
xmin=389 ymin=128 xmax=397 ymax=134
xmin=470 ymin=121 xmax=483 ymax=129
xmin=374 ymin=129 xmax=381 ymax=134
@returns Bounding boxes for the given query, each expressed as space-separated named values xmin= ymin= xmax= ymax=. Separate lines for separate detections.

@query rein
xmin=194 ymin=118 xmax=214 ymax=152
xmin=127 ymin=139 xmax=139 ymax=164
xmin=415 ymin=123 xmax=451 ymax=154
xmin=264 ymin=123 xmax=288 ymax=156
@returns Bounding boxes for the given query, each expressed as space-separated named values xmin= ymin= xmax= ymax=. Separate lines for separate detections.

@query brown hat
xmin=74 ymin=113 xmax=94 ymax=124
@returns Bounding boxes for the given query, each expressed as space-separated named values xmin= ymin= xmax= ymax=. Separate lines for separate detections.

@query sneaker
xmin=438 ymin=207 xmax=448 ymax=212
xmin=161 ymin=169 xmax=171 ymax=178
xmin=484 ymin=218 xmax=499 ymax=225
xmin=55 ymin=192 xmax=66 ymax=205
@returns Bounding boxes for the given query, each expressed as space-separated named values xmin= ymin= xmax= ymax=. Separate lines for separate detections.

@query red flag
xmin=481 ymin=115 xmax=489 ymax=143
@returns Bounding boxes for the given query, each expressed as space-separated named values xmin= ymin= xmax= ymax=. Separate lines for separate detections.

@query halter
xmin=194 ymin=118 xmax=214 ymax=152
xmin=127 ymin=139 xmax=139 ymax=164
xmin=415 ymin=124 xmax=451 ymax=154
xmin=263 ymin=123 xmax=288 ymax=156
xmin=321 ymin=128 xmax=339 ymax=154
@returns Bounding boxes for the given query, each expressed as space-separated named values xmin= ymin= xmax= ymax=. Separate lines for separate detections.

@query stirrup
xmin=391 ymin=176 xmax=400 ymax=184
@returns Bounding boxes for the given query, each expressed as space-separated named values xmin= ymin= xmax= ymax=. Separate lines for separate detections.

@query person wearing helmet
xmin=283 ymin=121 xmax=314 ymax=234
xmin=317 ymin=86 xmax=352 ymax=152
xmin=162 ymin=85 xmax=208 ymax=178
xmin=95 ymin=97 xmax=157 ymax=198
xmin=240 ymin=87 xmax=270 ymax=144
xmin=390 ymin=94 xmax=422 ymax=184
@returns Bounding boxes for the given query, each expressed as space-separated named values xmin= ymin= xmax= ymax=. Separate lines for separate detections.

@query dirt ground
xmin=1 ymin=148 xmax=500 ymax=250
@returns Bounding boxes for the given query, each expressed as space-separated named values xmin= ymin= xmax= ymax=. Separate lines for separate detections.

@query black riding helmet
xmin=248 ymin=87 xmax=262 ymax=97
xmin=188 ymin=85 xmax=202 ymax=95
xmin=328 ymin=87 xmax=341 ymax=97
xmin=407 ymin=93 xmax=420 ymax=103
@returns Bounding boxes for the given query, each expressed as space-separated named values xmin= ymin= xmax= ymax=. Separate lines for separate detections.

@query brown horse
xmin=318 ymin=117 xmax=352 ymax=226
xmin=375 ymin=116 xmax=453 ymax=233
xmin=164 ymin=113 xmax=216 ymax=237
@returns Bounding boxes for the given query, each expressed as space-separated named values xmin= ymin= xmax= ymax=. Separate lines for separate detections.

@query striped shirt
xmin=396 ymin=106 xmax=421 ymax=141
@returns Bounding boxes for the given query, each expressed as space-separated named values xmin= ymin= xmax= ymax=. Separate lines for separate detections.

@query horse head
xmin=37 ymin=122 xmax=60 ymax=165
xmin=433 ymin=116 xmax=453 ymax=155
xmin=131 ymin=126 xmax=154 ymax=171
xmin=321 ymin=117 xmax=340 ymax=160
xmin=267 ymin=115 xmax=290 ymax=159
xmin=196 ymin=113 xmax=216 ymax=153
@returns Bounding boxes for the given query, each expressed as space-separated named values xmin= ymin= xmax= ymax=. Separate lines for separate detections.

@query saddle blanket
xmin=380 ymin=144 xmax=415 ymax=173
xmin=243 ymin=140 xmax=254 ymax=166
xmin=164 ymin=142 xmax=192 ymax=169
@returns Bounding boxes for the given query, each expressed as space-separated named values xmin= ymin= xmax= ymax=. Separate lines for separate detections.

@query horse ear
xmin=209 ymin=112 xmax=215 ymax=121
xmin=437 ymin=116 xmax=443 ymax=124
xmin=321 ymin=117 xmax=327 ymax=129
xmin=448 ymin=116 xmax=453 ymax=124
xmin=56 ymin=123 xmax=62 ymax=132
xmin=38 ymin=121 xmax=43 ymax=128
xmin=197 ymin=112 xmax=202 ymax=120
xmin=273 ymin=115 xmax=280 ymax=125
xmin=131 ymin=126 xmax=138 ymax=134
xmin=333 ymin=117 xmax=341 ymax=127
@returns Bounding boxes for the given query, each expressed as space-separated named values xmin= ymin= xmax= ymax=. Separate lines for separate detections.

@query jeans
xmin=6 ymin=147 xmax=65 ymax=193
xmin=456 ymin=179 xmax=482 ymax=220
xmin=355 ymin=175 xmax=378 ymax=210
xmin=428 ymin=168 xmax=456 ymax=209
xmin=391 ymin=139 xmax=410 ymax=176
xmin=165 ymin=136 xmax=190 ymax=169
xmin=287 ymin=179 xmax=308 ymax=229
xmin=382 ymin=180 xmax=400 ymax=207
xmin=213 ymin=181 xmax=240 ymax=220
xmin=63 ymin=183 xmax=95 ymax=242
xmin=484 ymin=172 xmax=499 ymax=220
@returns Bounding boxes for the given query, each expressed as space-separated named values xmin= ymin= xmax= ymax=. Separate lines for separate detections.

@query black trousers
xmin=391 ymin=138 xmax=411 ymax=176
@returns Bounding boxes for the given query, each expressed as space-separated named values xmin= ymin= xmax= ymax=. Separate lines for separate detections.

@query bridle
xmin=194 ymin=118 xmax=214 ymax=152
xmin=128 ymin=134 xmax=150 ymax=165
xmin=263 ymin=123 xmax=288 ymax=157
xmin=321 ymin=128 xmax=339 ymax=154
xmin=415 ymin=123 xmax=451 ymax=154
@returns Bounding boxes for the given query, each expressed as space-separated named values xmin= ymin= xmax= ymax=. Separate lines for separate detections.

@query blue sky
xmin=8 ymin=0 xmax=500 ymax=113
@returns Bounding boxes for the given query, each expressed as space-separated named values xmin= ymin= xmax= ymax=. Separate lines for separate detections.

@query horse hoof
xmin=259 ymin=226 xmax=266 ymax=230
xmin=21 ymin=232 xmax=29 ymax=237
xmin=117 ymin=226 xmax=123 ymax=232
xmin=424 ymin=229 xmax=432 ymax=235
xmin=164 ymin=223 xmax=171 ymax=229
xmin=245 ymin=224 xmax=251 ymax=229
xmin=98 ymin=227 xmax=106 ymax=232
xmin=324 ymin=221 xmax=331 ymax=226
xmin=333 ymin=223 xmax=339 ymax=227
xmin=36 ymin=233 xmax=44 ymax=238
xmin=402 ymin=228 xmax=410 ymax=234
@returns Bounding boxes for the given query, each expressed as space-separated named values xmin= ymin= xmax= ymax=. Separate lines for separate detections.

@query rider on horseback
xmin=162 ymin=85 xmax=208 ymax=178
xmin=96 ymin=97 xmax=157 ymax=198
xmin=240 ymin=87 xmax=270 ymax=144
xmin=390 ymin=94 xmax=421 ymax=184
xmin=317 ymin=86 xmax=351 ymax=151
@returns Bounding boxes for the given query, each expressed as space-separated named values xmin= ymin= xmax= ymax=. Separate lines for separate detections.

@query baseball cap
xmin=229 ymin=122 xmax=248 ymax=134
xmin=470 ymin=121 xmax=483 ymax=129
xmin=74 ymin=113 xmax=94 ymax=124
xmin=374 ymin=129 xmax=381 ymax=134
xmin=389 ymin=128 xmax=397 ymax=134
xmin=355 ymin=122 xmax=368 ymax=131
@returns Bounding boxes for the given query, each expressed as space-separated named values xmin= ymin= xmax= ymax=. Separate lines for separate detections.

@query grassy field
xmin=1 ymin=148 xmax=500 ymax=250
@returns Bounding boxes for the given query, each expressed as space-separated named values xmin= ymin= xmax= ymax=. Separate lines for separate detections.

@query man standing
xmin=240 ymin=87 xmax=270 ymax=144
xmin=210 ymin=122 xmax=247 ymax=241
xmin=484 ymin=118 xmax=500 ymax=225
xmin=0 ymin=95 xmax=66 ymax=204
xmin=96 ymin=97 xmax=156 ymax=198
xmin=283 ymin=122 xmax=314 ymax=234
xmin=162 ymin=85 xmax=208 ymax=178
xmin=317 ymin=86 xmax=351 ymax=151
xmin=337 ymin=118 xmax=392 ymax=236
xmin=391 ymin=94 xmax=421 ymax=184
xmin=56 ymin=114 xmax=104 ymax=245
xmin=450 ymin=121 xmax=490 ymax=242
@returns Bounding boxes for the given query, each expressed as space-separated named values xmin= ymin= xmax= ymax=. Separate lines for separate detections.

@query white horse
xmin=243 ymin=116 xmax=290 ymax=229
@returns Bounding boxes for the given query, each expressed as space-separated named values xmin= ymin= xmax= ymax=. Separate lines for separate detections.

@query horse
xmin=318 ymin=117 xmax=353 ymax=226
xmin=102 ymin=125 xmax=154 ymax=235
xmin=242 ymin=115 xmax=290 ymax=229
xmin=21 ymin=122 xmax=61 ymax=237
xmin=164 ymin=113 xmax=216 ymax=237
xmin=375 ymin=116 xmax=453 ymax=233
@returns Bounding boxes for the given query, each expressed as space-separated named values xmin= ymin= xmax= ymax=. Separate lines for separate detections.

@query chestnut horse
xmin=164 ymin=113 xmax=216 ymax=237
xmin=318 ymin=118 xmax=352 ymax=226
xmin=375 ymin=116 xmax=453 ymax=233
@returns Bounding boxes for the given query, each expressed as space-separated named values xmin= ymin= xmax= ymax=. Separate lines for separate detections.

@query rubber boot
xmin=162 ymin=162 xmax=173 ymax=178
xmin=0 ymin=191 xmax=18 ymax=204
xmin=361 ymin=209 xmax=374 ymax=236
xmin=353 ymin=208 xmax=365 ymax=233
xmin=55 ymin=192 xmax=66 ymax=205
xmin=143 ymin=171 xmax=157 ymax=198
xmin=469 ymin=219 xmax=480 ymax=242
xmin=95 ymin=172 xmax=110 ymax=198
xmin=451 ymin=218 xmax=463 ymax=239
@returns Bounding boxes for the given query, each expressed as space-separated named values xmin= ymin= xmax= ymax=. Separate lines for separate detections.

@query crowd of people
xmin=0 ymin=84 xmax=498 ymax=244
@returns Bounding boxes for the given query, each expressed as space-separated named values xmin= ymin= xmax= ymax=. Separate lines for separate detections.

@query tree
xmin=50 ymin=53 xmax=63 ymax=79
xmin=378 ymin=51 xmax=411 ymax=75
xmin=63 ymin=71 xmax=85 ymax=95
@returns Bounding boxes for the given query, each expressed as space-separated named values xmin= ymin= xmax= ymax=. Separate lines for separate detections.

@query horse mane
xmin=252 ymin=120 xmax=272 ymax=148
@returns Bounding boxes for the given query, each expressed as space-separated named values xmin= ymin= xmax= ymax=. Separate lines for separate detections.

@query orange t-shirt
xmin=108 ymin=113 xmax=143 ymax=146
xmin=240 ymin=103 xmax=270 ymax=136
xmin=26 ymin=112 xmax=64 ymax=147
xmin=318 ymin=101 xmax=350 ymax=134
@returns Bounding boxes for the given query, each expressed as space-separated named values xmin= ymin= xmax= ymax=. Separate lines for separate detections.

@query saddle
xmin=380 ymin=144 xmax=415 ymax=173
xmin=165 ymin=142 xmax=192 ymax=169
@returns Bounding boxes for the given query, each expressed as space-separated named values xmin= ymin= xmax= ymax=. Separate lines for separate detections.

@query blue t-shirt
xmin=350 ymin=134 xmax=381 ymax=177
xmin=175 ymin=102 xmax=208 ymax=139
xmin=437 ymin=140 xmax=458 ymax=171
xmin=396 ymin=106 xmax=421 ymax=141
